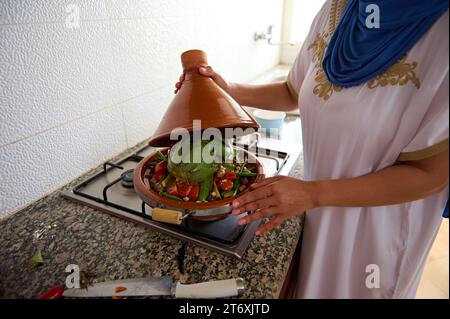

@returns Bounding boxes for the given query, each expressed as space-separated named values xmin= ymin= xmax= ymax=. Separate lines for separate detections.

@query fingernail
xmin=232 ymin=201 xmax=240 ymax=208
xmin=238 ymin=219 xmax=246 ymax=225
xmin=255 ymin=230 xmax=261 ymax=235
xmin=199 ymin=66 xmax=207 ymax=72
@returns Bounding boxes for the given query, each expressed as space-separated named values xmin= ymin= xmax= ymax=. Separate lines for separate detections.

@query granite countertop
xmin=0 ymin=141 xmax=304 ymax=299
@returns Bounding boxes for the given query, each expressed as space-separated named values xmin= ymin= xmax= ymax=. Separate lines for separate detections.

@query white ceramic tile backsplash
xmin=0 ymin=21 xmax=119 ymax=146
xmin=0 ymin=0 xmax=283 ymax=216
xmin=0 ymin=106 xmax=126 ymax=215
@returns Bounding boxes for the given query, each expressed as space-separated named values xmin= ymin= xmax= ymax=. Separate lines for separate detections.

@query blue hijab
xmin=323 ymin=0 xmax=449 ymax=88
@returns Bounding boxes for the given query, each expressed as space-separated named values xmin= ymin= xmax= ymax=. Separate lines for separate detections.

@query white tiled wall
xmin=0 ymin=0 xmax=283 ymax=217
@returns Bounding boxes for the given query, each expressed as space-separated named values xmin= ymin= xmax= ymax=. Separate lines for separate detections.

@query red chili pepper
xmin=176 ymin=182 xmax=192 ymax=198
xmin=218 ymin=179 xmax=233 ymax=191
xmin=37 ymin=285 xmax=64 ymax=299
xmin=223 ymin=171 xmax=237 ymax=181
xmin=187 ymin=184 xmax=199 ymax=201
xmin=154 ymin=161 xmax=168 ymax=174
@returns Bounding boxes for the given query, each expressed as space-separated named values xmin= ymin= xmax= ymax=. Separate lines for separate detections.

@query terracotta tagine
xmin=149 ymin=49 xmax=259 ymax=147
xmin=133 ymin=147 xmax=265 ymax=214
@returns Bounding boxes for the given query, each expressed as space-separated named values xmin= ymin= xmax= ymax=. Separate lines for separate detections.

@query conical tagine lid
xmin=149 ymin=49 xmax=259 ymax=147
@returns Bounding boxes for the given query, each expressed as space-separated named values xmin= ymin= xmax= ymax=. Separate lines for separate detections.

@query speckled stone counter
xmin=0 ymin=143 xmax=304 ymax=299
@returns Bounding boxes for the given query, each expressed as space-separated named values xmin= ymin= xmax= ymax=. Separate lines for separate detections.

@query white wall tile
xmin=121 ymin=87 xmax=173 ymax=147
xmin=0 ymin=0 xmax=108 ymax=25
xmin=0 ymin=106 xmax=126 ymax=216
xmin=0 ymin=20 xmax=119 ymax=146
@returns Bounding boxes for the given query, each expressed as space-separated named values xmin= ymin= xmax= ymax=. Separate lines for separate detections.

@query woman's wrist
xmin=227 ymin=82 xmax=243 ymax=104
xmin=298 ymin=179 xmax=322 ymax=210
xmin=308 ymin=179 xmax=337 ymax=208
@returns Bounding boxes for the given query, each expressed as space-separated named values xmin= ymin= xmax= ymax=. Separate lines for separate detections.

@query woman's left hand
xmin=231 ymin=176 xmax=317 ymax=235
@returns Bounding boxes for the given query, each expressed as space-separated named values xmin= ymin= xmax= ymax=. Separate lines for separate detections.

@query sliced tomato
xmin=217 ymin=179 xmax=233 ymax=191
xmin=153 ymin=171 xmax=165 ymax=181
xmin=187 ymin=184 xmax=199 ymax=201
xmin=177 ymin=182 xmax=192 ymax=198
xmin=167 ymin=183 xmax=178 ymax=196
xmin=154 ymin=161 xmax=168 ymax=174
xmin=223 ymin=171 xmax=237 ymax=181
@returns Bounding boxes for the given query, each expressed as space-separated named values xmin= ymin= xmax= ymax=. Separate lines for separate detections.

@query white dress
xmin=287 ymin=0 xmax=449 ymax=298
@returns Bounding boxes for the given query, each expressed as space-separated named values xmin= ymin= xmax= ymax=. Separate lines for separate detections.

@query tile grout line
xmin=120 ymin=105 xmax=129 ymax=149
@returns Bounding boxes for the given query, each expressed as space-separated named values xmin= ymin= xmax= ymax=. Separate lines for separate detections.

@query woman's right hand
xmin=174 ymin=66 xmax=231 ymax=94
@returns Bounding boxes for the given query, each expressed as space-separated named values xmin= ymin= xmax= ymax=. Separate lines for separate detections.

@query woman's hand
xmin=174 ymin=65 xmax=298 ymax=112
xmin=174 ymin=66 xmax=231 ymax=94
xmin=231 ymin=176 xmax=317 ymax=235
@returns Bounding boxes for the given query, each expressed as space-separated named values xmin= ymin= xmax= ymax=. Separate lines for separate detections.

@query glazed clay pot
xmin=149 ymin=49 xmax=259 ymax=147
xmin=133 ymin=147 xmax=265 ymax=217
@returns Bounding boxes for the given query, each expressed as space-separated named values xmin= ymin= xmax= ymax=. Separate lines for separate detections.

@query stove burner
xmin=120 ymin=169 xmax=134 ymax=188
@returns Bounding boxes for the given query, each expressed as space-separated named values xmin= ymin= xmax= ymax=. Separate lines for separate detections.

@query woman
xmin=176 ymin=0 xmax=449 ymax=298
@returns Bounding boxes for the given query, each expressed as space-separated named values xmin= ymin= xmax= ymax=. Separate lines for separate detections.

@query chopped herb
xmin=29 ymin=250 xmax=44 ymax=269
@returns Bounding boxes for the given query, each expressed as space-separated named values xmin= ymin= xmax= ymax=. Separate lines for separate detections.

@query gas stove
xmin=62 ymin=138 xmax=299 ymax=259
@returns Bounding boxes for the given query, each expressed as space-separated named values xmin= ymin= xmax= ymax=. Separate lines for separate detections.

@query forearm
xmin=312 ymin=161 xmax=449 ymax=208
xmin=229 ymin=82 xmax=298 ymax=112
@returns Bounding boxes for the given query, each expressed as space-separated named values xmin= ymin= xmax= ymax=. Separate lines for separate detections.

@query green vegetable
xmin=213 ymin=181 xmax=221 ymax=199
xmin=167 ymin=139 xmax=233 ymax=184
xmin=156 ymin=150 xmax=167 ymax=161
xmin=29 ymin=250 xmax=44 ymax=269
xmin=237 ymin=172 xmax=257 ymax=177
xmin=248 ymin=166 xmax=257 ymax=172
xmin=221 ymin=190 xmax=234 ymax=198
xmin=159 ymin=191 xmax=183 ymax=201
xmin=232 ymin=162 xmax=247 ymax=196
xmin=161 ymin=174 xmax=175 ymax=188
xmin=198 ymin=177 xmax=213 ymax=202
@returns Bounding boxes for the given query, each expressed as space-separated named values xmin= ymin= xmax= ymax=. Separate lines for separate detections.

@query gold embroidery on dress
xmin=308 ymin=0 xmax=421 ymax=101
xmin=367 ymin=56 xmax=421 ymax=89
xmin=308 ymin=32 xmax=342 ymax=101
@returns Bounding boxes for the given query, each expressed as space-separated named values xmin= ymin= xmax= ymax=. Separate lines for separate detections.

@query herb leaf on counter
xmin=29 ymin=250 xmax=44 ymax=269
